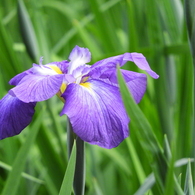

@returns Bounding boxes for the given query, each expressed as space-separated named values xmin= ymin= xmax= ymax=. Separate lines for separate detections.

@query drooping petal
xmin=0 ymin=94 xmax=36 ymax=140
xmin=61 ymin=79 xmax=129 ymax=149
xmin=89 ymin=67 xmax=147 ymax=103
xmin=90 ymin=52 xmax=159 ymax=79
xmin=9 ymin=61 xmax=69 ymax=86
xmin=88 ymin=63 xmax=116 ymax=79
xmin=68 ymin=45 xmax=91 ymax=74
xmin=9 ymin=69 xmax=33 ymax=86
xmin=9 ymin=74 xmax=64 ymax=103
xmin=121 ymin=70 xmax=147 ymax=103
xmin=123 ymin=53 xmax=159 ymax=79
xmin=102 ymin=69 xmax=147 ymax=103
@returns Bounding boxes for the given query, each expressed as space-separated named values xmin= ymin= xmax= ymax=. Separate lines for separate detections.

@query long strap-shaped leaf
xmin=1 ymin=110 xmax=43 ymax=195
xmin=117 ymin=66 xmax=166 ymax=193
xmin=184 ymin=0 xmax=195 ymax=187
xmin=67 ymin=119 xmax=85 ymax=195
xmin=17 ymin=0 xmax=39 ymax=61
xmin=59 ymin=140 xmax=76 ymax=195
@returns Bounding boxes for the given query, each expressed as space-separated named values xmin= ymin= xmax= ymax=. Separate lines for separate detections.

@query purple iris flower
xmin=0 ymin=46 xmax=159 ymax=149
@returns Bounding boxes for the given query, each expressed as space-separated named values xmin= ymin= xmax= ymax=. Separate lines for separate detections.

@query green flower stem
xmin=67 ymin=118 xmax=85 ymax=195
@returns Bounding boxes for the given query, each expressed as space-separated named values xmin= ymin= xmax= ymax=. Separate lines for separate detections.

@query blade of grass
xmin=185 ymin=0 xmax=195 ymax=187
xmin=1 ymin=109 xmax=43 ymax=195
xmin=67 ymin=118 xmax=85 ymax=195
xmin=0 ymin=161 xmax=44 ymax=184
xmin=117 ymin=66 xmax=162 ymax=154
xmin=100 ymin=148 xmax=131 ymax=175
xmin=134 ymin=173 xmax=155 ymax=195
xmin=17 ymin=0 xmax=39 ymax=61
xmin=36 ymin=122 xmax=65 ymax=192
xmin=59 ymin=141 xmax=76 ymax=195
xmin=125 ymin=138 xmax=146 ymax=184
xmin=184 ymin=160 xmax=194 ymax=195
xmin=0 ymin=20 xmax=22 ymax=79
xmin=117 ymin=66 xmax=167 ymax=193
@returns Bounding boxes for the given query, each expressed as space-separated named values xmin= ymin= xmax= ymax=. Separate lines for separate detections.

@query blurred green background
xmin=0 ymin=0 xmax=194 ymax=194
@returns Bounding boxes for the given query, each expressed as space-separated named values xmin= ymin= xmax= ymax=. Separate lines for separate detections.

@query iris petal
xmin=89 ymin=67 xmax=147 ymax=103
xmin=0 ymin=94 xmax=36 ymax=139
xmin=9 ymin=74 xmax=64 ymax=103
xmin=47 ymin=60 xmax=69 ymax=74
xmin=61 ymin=79 xmax=129 ymax=149
xmin=9 ymin=69 xmax=33 ymax=86
xmin=90 ymin=52 xmax=159 ymax=79
xmin=104 ymin=70 xmax=147 ymax=103
xmin=68 ymin=45 xmax=91 ymax=74
xmin=123 ymin=53 xmax=159 ymax=79
xmin=121 ymin=70 xmax=147 ymax=103
xmin=69 ymin=45 xmax=91 ymax=63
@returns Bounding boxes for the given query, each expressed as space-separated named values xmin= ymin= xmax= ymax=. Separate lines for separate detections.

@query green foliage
xmin=59 ymin=141 xmax=76 ymax=195
xmin=0 ymin=0 xmax=194 ymax=194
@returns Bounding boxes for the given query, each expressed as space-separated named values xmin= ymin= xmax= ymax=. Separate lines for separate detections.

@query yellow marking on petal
xmin=60 ymin=83 xmax=67 ymax=94
xmin=56 ymin=83 xmax=67 ymax=103
xmin=80 ymin=82 xmax=91 ymax=89
xmin=48 ymin=65 xmax=63 ymax=74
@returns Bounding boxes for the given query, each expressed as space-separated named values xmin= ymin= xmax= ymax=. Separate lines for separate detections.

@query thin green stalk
xmin=184 ymin=0 xmax=195 ymax=186
xmin=67 ymin=118 xmax=85 ymax=195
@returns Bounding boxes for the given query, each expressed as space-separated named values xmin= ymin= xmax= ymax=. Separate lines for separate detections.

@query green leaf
xmin=100 ymin=148 xmax=131 ymax=175
xmin=0 ymin=20 xmax=23 ymax=79
xmin=59 ymin=141 xmax=76 ymax=195
xmin=175 ymin=158 xmax=194 ymax=167
xmin=184 ymin=160 xmax=194 ymax=195
xmin=184 ymin=0 xmax=195 ymax=38
xmin=0 ymin=161 xmax=44 ymax=184
xmin=117 ymin=65 xmax=162 ymax=154
xmin=17 ymin=0 xmax=39 ymax=61
xmin=1 ymin=110 xmax=43 ymax=195
xmin=36 ymin=123 xmax=65 ymax=191
xmin=67 ymin=118 xmax=85 ymax=195
xmin=117 ymin=65 xmax=166 ymax=193
xmin=163 ymin=134 xmax=172 ymax=160
xmin=93 ymin=178 xmax=104 ymax=195
xmin=125 ymin=138 xmax=146 ymax=183
xmin=134 ymin=173 xmax=155 ymax=195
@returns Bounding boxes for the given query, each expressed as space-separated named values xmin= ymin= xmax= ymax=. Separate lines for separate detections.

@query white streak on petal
xmin=32 ymin=64 xmax=58 ymax=76
xmin=68 ymin=45 xmax=91 ymax=74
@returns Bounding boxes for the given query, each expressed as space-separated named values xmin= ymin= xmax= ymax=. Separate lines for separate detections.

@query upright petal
xmin=61 ymin=79 xmax=129 ymax=149
xmin=91 ymin=52 xmax=159 ymax=79
xmin=9 ymin=74 xmax=64 ymax=103
xmin=0 ymin=94 xmax=36 ymax=140
xmin=68 ymin=46 xmax=91 ymax=74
